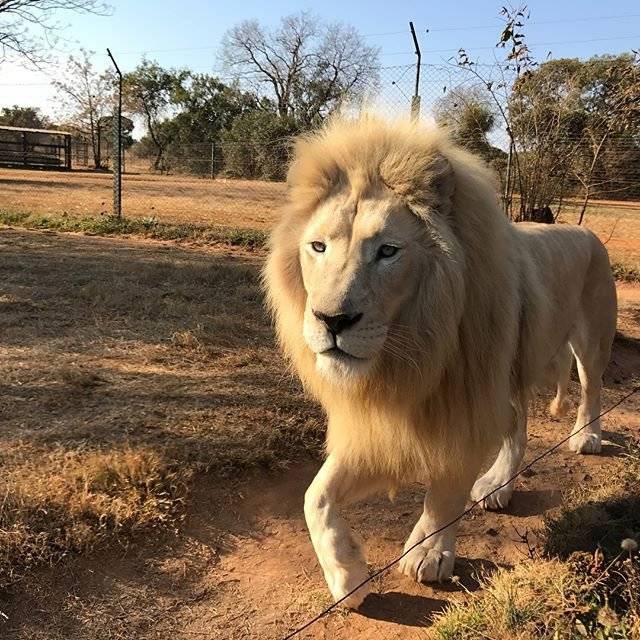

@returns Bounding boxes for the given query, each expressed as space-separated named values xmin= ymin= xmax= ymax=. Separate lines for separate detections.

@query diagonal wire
xmin=281 ymin=385 xmax=639 ymax=639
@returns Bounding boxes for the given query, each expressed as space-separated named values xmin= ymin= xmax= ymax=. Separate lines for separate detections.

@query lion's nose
xmin=313 ymin=310 xmax=363 ymax=335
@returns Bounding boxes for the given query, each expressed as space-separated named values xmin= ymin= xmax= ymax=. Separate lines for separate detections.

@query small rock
xmin=597 ymin=605 xmax=620 ymax=629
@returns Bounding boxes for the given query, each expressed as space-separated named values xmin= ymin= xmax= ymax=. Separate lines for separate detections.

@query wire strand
xmin=281 ymin=385 xmax=639 ymax=640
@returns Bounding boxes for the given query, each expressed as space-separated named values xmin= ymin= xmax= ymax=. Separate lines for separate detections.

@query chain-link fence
xmin=0 ymin=62 xmax=638 ymax=269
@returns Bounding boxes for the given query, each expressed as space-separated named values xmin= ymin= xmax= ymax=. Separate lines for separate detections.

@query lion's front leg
xmin=304 ymin=453 xmax=376 ymax=608
xmin=398 ymin=475 xmax=474 ymax=584
xmin=471 ymin=394 xmax=528 ymax=510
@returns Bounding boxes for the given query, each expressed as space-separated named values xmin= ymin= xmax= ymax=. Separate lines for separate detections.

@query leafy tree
xmin=98 ymin=114 xmax=135 ymax=151
xmin=161 ymin=73 xmax=258 ymax=173
xmin=434 ymin=87 xmax=506 ymax=168
xmin=0 ymin=105 xmax=51 ymax=128
xmin=0 ymin=0 xmax=110 ymax=65
xmin=568 ymin=53 xmax=640 ymax=218
xmin=221 ymin=12 xmax=379 ymax=126
xmin=123 ymin=61 xmax=188 ymax=171
xmin=53 ymin=49 xmax=114 ymax=169
xmin=595 ymin=133 xmax=640 ymax=200
xmin=171 ymin=73 xmax=254 ymax=137
xmin=457 ymin=5 xmax=640 ymax=221
xmin=126 ymin=68 xmax=258 ymax=175
xmin=221 ymin=109 xmax=300 ymax=180
xmin=510 ymin=53 xmax=640 ymax=220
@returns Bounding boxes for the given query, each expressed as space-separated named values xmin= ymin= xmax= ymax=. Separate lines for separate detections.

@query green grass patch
xmin=0 ymin=211 xmax=268 ymax=249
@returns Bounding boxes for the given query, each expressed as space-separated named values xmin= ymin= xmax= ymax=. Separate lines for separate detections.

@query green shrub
xmin=221 ymin=110 xmax=300 ymax=181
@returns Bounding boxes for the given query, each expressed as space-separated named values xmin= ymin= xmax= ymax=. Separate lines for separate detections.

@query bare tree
xmin=53 ymin=49 xmax=114 ymax=169
xmin=221 ymin=12 xmax=379 ymax=126
xmin=456 ymin=7 xmax=640 ymax=223
xmin=0 ymin=0 xmax=111 ymax=65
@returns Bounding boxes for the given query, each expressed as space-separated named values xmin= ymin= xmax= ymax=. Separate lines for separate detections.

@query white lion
xmin=264 ymin=116 xmax=617 ymax=608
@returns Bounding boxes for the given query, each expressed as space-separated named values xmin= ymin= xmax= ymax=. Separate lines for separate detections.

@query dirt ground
xmin=0 ymin=167 xmax=285 ymax=229
xmin=558 ymin=204 xmax=640 ymax=271
xmin=0 ymin=228 xmax=639 ymax=639
xmin=1 ymin=166 xmax=639 ymax=269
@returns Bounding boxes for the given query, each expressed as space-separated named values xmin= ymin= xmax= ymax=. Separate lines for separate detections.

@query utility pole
xmin=409 ymin=21 xmax=421 ymax=121
xmin=107 ymin=47 xmax=123 ymax=219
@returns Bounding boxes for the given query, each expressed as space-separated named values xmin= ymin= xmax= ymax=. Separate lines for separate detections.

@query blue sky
xmin=1 ymin=0 xmax=639 ymax=117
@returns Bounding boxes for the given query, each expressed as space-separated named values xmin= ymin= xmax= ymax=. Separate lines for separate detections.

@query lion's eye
xmin=310 ymin=241 xmax=326 ymax=253
xmin=377 ymin=244 xmax=399 ymax=259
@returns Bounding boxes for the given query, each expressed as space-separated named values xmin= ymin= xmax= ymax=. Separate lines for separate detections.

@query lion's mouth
xmin=321 ymin=346 xmax=364 ymax=361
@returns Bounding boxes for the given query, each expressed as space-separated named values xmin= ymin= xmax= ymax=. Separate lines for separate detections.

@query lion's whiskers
xmin=382 ymin=337 xmax=424 ymax=382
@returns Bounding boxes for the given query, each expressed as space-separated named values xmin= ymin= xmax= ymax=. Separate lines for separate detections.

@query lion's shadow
xmin=357 ymin=557 xmax=501 ymax=627
xmin=358 ymin=591 xmax=447 ymax=627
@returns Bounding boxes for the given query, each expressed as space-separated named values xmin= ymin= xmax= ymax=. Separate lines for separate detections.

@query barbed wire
xmin=281 ymin=385 xmax=640 ymax=640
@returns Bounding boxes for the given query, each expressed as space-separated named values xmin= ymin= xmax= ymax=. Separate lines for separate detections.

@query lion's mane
xmin=264 ymin=116 xmax=549 ymax=485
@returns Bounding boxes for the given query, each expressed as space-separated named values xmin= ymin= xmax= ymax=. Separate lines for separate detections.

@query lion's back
xmin=512 ymin=222 xmax=616 ymax=389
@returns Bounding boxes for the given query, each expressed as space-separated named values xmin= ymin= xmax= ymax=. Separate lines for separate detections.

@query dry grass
xmin=430 ymin=557 xmax=639 ymax=639
xmin=0 ymin=167 xmax=284 ymax=229
xmin=430 ymin=443 xmax=640 ymax=639
xmin=612 ymin=262 xmax=640 ymax=283
xmin=543 ymin=443 xmax=640 ymax=560
xmin=0 ymin=444 xmax=185 ymax=588
xmin=1 ymin=166 xmax=639 ymax=269
xmin=0 ymin=211 xmax=268 ymax=248
xmin=0 ymin=229 xmax=323 ymax=588
xmin=430 ymin=560 xmax=580 ymax=639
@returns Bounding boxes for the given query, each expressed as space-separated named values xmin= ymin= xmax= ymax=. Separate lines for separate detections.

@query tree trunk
xmin=96 ymin=125 xmax=102 ymax=169
xmin=577 ymin=132 xmax=608 ymax=226
xmin=89 ymin=114 xmax=102 ymax=170
xmin=577 ymin=185 xmax=590 ymax=226
xmin=143 ymin=103 xmax=164 ymax=173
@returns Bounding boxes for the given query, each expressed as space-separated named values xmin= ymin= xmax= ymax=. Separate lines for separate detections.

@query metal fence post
xmin=409 ymin=22 xmax=421 ymax=121
xmin=107 ymin=48 xmax=123 ymax=219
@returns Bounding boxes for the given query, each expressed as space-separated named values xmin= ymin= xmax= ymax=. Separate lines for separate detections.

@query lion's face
xmin=299 ymin=189 xmax=424 ymax=380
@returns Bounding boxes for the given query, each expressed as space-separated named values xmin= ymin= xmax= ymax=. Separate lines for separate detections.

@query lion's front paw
xmin=568 ymin=431 xmax=601 ymax=454
xmin=471 ymin=473 xmax=514 ymax=510
xmin=398 ymin=546 xmax=455 ymax=583
xmin=325 ymin=563 xmax=370 ymax=609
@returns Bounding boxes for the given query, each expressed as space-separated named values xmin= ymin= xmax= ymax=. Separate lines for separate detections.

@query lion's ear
xmin=422 ymin=154 xmax=455 ymax=218
xmin=381 ymin=152 xmax=456 ymax=218
xmin=287 ymin=141 xmax=346 ymax=211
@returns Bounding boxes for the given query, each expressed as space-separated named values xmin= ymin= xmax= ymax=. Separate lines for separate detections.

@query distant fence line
xmin=0 ymin=62 xmax=638 ymax=225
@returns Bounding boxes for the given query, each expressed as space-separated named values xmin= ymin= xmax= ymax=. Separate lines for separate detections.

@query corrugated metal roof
xmin=0 ymin=125 xmax=72 ymax=136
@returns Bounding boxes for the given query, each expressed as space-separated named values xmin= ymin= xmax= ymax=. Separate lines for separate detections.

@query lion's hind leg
xmin=549 ymin=342 xmax=573 ymax=418
xmin=470 ymin=393 xmax=527 ymax=510
xmin=567 ymin=268 xmax=616 ymax=454
xmin=567 ymin=335 xmax=611 ymax=454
